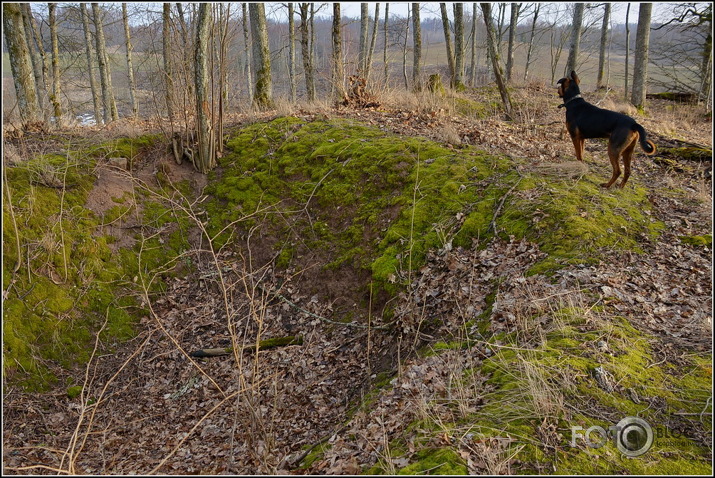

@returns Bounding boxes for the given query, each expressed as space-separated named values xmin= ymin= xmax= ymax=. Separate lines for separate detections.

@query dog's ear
xmin=570 ymin=71 xmax=580 ymax=84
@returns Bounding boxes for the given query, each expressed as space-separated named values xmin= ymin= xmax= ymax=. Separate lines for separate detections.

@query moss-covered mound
xmin=206 ymin=116 xmax=664 ymax=292
xmin=2 ymin=136 xmax=189 ymax=389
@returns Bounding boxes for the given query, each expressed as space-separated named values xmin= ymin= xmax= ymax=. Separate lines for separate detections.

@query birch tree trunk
xmin=250 ymin=3 xmax=272 ymax=109
xmin=440 ymin=3 xmax=456 ymax=84
xmin=596 ymin=3 xmax=611 ymax=89
xmin=48 ymin=3 xmax=63 ymax=126
xmin=411 ymin=3 xmax=422 ymax=91
xmin=299 ymin=3 xmax=315 ymax=101
xmin=288 ymin=3 xmax=297 ymax=102
xmin=3 ymin=2 xmax=41 ymax=124
xmin=505 ymin=3 xmax=520 ymax=82
xmin=565 ymin=3 xmax=585 ymax=75
xmin=21 ymin=4 xmax=48 ymax=117
xmin=332 ymin=3 xmax=345 ymax=101
xmin=194 ymin=3 xmax=215 ymax=173
xmin=453 ymin=3 xmax=465 ymax=87
xmin=80 ymin=4 xmax=102 ymax=125
xmin=481 ymin=3 xmax=513 ymax=120
xmin=631 ymin=3 xmax=652 ymax=109
xmin=122 ymin=3 xmax=138 ymax=117
xmin=92 ymin=3 xmax=118 ymax=122
xmin=365 ymin=3 xmax=380 ymax=83
xmin=242 ymin=3 xmax=253 ymax=104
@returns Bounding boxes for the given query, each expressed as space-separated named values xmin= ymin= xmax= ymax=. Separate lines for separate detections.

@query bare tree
xmin=250 ymin=3 xmax=272 ymax=109
xmin=624 ymin=3 xmax=631 ymax=99
xmin=332 ymin=3 xmax=345 ymax=101
xmin=288 ymin=3 xmax=297 ymax=102
xmin=565 ymin=3 xmax=585 ymax=74
xmin=470 ymin=3 xmax=478 ymax=86
xmin=454 ymin=3 xmax=465 ymax=87
xmin=194 ymin=3 xmax=215 ymax=173
xmin=242 ymin=4 xmax=253 ymax=104
xmin=80 ymin=3 xmax=102 ymax=124
xmin=365 ymin=3 xmax=380 ymax=83
xmin=383 ymin=4 xmax=389 ymax=86
xmin=299 ymin=3 xmax=315 ymax=101
xmin=505 ymin=3 xmax=520 ymax=82
xmin=122 ymin=3 xmax=138 ymax=117
xmin=21 ymin=4 xmax=49 ymax=118
xmin=92 ymin=3 xmax=118 ymax=122
xmin=631 ymin=3 xmax=653 ymax=109
xmin=162 ymin=4 xmax=175 ymax=124
xmin=481 ymin=3 xmax=513 ymax=120
xmin=411 ymin=3 xmax=421 ymax=91
xmin=440 ymin=3 xmax=456 ymax=83
xmin=523 ymin=3 xmax=541 ymax=82
xmin=596 ymin=3 xmax=611 ymax=89
xmin=3 ymin=2 xmax=41 ymax=124
xmin=48 ymin=3 xmax=63 ymax=126
xmin=359 ymin=3 xmax=369 ymax=76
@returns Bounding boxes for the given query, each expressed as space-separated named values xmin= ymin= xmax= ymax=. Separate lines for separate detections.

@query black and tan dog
xmin=557 ymin=71 xmax=656 ymax=188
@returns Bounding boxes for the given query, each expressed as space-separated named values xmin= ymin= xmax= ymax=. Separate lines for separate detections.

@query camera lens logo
xmin=614 ymin=417 xmax=653 ymax=457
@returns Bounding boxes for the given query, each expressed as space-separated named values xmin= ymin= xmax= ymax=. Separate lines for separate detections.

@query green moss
xmin=67 ymin=385 xmax=83 ymax=398
xmin=2 ymin=134 xmax=176 ymax=390
xmin=679 ymin=234 xmax=712 ymax=247
xmin=397 ymin=448 xmax=468 ymax=475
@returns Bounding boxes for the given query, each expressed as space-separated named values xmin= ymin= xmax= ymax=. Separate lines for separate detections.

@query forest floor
xmin=2 ymin=82 xmax=712 ymax=475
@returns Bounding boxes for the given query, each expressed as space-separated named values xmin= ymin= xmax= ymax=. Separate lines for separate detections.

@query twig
xmin=490 ymin=177 xmax=523 ymax=235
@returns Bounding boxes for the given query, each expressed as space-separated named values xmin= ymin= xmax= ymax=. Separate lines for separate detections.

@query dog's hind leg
xmin=601 ymin=143 xmax=622 ymax=188
xmin=618 ymin=133 xmax=638 ymax=188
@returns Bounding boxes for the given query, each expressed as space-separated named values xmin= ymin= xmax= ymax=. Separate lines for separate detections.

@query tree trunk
xmin=122 ymin=3 xmax=138 ymax=117
xmin=505 ymin=3 xmax=520 ymax=82
xmin=332 ymin=3 xmax=345 ymax=102
xmin=596 ymin=3 xmax=611 ymax=89
xmin=299 ymin=3 xmax=315 ymax=101
xmin=365 ymin=3 xmax=380 ymax=83
xmin=565 ymin=3 xmax=585 ymax=75
xmin=383 ymin=4 xmax=389 ymax=87
xmin=3 ymin=2 xmax=41 ymax=125
xmin=162 ymin=4 xmax=175 ymax=124
xmin=453 ymin=3 xmax=465 ymax=87
xmin=80 ymin=4 xmax=102 ymax=125
xmin=470 ymin=3 xmax=478 ymax=86
xmin=250 ymin=3 xmax=272 ymax=109
xmin=288 ymin=3 xmax=297 ymax=102
xmin=439 ymin=3 xmax=456 ymax=84
xmin=194 ymin=3 xmax=215 ymax=173
xmin=411 ymin=3 xmax=421 ymax=91
xmin=48 ymin=3 xmax=63 ymax=126
xmin=631 ymin=3 xmax=652 ymax=109
xmin=92 ymin=3 xmax=118 ymax=122
xmin=523 ymin=3 xmax=540 ymax=82
xmin=624 ymin=3 xmax=631 ymax=100
xmin=21 ymin=4 xmax=49 ymax=118
xmin=480 ymin=3 xmax=513 ymax=120
xmin=359 ymin=3 xmax=369 ymax=76
xmin=242 ymin=3 xmax=253 ymax=104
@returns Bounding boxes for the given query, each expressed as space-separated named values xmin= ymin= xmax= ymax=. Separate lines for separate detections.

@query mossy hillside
xmin=2 ymin=134 xmax=187 ymax=389
xmin=205 ymin=117 xmax=514 ymax=291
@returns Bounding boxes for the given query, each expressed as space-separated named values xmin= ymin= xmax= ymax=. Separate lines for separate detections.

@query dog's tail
xmin=632 ymin=123 xmax=656 ymax=155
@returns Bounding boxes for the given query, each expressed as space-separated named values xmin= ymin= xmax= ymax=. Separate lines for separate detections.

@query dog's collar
xmin=558 ymin=94 xmax=582 ymax=108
